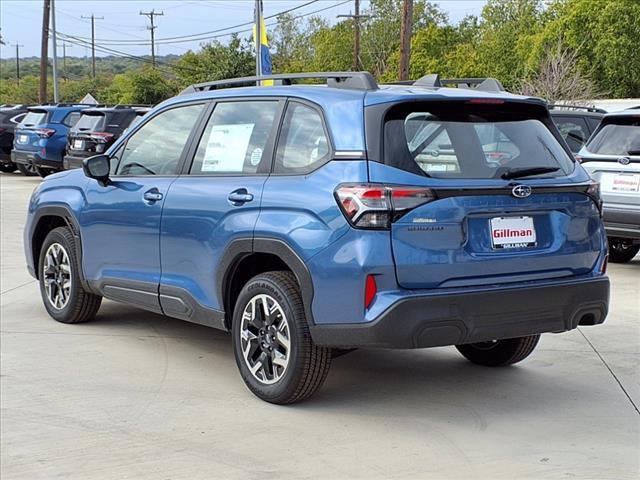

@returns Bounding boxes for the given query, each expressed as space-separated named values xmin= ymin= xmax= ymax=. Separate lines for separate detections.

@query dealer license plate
xmin=73 ymin=139 xmax=84 ymax=150
xmin=18 ymin=134 xmax=28 ymax=143
xmin=601 ymin=173 xmax=640 ymax=193
xmin=490 ymin=216 xmax=537 ymax=249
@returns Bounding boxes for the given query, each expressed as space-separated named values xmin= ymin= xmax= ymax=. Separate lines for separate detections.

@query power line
xmin=67 ymin=0 xmax=321 ymax=45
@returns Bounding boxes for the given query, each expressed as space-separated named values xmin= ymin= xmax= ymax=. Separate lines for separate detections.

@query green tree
xmin=529 ymin=0 xmax=640 ymax=97
xmin=173 ymin=35 xmax=254 ymax=87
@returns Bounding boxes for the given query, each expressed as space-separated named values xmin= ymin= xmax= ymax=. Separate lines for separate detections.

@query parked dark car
xmin=550 ymin=105 xmax=605 ymax=154
xmin=63 ymin=106 xmax=151 ymax=170
xmin=0 ymin=105 xmax=29 ymax=173
xmin=12 ymin=104 xmax=91 ymax=177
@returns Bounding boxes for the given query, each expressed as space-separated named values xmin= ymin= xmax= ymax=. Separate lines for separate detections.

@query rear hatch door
xmin=14 ymin=109 xmax=49 ymax=151
xmin=368 ymin=98 xmax=604 ymax=289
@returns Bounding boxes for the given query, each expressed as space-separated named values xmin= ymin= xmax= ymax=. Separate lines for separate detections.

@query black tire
xmin=0 ymin=163 xmax=17 ymax=173
xmin=455 ymin=335 xmax=540 ymax=367
xmin=35 ymin=166 xmax=53 ymax=178
xmin=232 ymin=271 xmax=332 ymax=404
xmin=16 ymin=163 xmax=38 ymax=176
xmin=38 ymin=226 xmax=102 ymax=324
xmin=608 ymin=237 xmax=640 ymax=263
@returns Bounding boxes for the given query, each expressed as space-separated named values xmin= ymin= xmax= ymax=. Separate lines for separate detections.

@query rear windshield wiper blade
xmin=501 ymin=166 xmax=560 ymax=180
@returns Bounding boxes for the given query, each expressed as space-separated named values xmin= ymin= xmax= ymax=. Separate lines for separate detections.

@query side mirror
xmin=83 ymin=155 xmax=110 ymax=186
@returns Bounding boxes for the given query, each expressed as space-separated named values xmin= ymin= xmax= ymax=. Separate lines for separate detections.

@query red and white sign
xmin=601 ymin=173 xmax=640 ymax=193
xmin=490 ymin=216 xmax=536 ymax=249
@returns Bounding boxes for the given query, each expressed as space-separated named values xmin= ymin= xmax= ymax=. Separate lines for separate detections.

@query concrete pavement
xmin=1 ymin=173 xmax=639 ymax=479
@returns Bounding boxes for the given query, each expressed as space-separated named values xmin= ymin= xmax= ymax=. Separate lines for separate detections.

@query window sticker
xmin=250 ymin=147 xmax=263 ymax=166
xmin=201 ymin=123 xmax=255 ymax=172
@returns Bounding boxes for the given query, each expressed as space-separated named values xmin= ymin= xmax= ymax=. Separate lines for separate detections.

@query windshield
xmin=585 ymin=122 xmax=640 ymax=156
xmin=20 ymin=111 xmax=47 ymax=127
xmin=384 ymin=103 xmax=574 ymax=180
xmin=74 ymin=113 xmax=105 ymax=132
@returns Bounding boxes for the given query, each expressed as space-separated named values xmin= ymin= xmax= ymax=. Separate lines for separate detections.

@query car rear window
xmin=20 ymin=111 xmax=48 ymax=127
xmin=383 ymin=101 xmax=574 ymax=179
xmin=585 ymin=118 xmax=640 ymax=156
xmin=74 ymin=113 xmax=105 ymax=132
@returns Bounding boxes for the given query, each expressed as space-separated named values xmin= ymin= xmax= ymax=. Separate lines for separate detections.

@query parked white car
xmin=579 ymin=110 xmax=640 ymax=262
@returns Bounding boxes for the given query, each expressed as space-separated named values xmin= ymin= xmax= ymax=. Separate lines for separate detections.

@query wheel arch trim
xmin=217 ymin=237 xmax=315 ymax=329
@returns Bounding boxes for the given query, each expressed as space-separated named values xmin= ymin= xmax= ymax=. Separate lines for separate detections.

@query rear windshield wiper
xmin=501 ymin=166 xmax=560 ymax=180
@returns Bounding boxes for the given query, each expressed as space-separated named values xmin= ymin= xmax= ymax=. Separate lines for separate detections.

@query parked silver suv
xmin=579 ymin=111 xmax=640 ymax=262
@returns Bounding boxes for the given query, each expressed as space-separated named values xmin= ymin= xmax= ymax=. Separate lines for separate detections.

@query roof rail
xmin=548 ymin=104 xmax=607 ymax=114
xmin=410 ymin=75 xmax=505 ymax=92
xmin=180 ymin=72 xmax=379 ymax=94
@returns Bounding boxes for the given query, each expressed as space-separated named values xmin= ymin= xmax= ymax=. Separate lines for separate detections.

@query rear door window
xmin=384 ymin=102 xmax=574 ymax=179
xmin=190 ymin=101 xmax=279 ymax=175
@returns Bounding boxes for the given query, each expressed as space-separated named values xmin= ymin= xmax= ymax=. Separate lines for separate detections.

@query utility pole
xmin=40 ymin=0 xmax=51 ymax=103
xmin=62 ymin=43 xmax=72 ymax=79
xmin=51 ymin=0 xmax=59 ymax=102
xmin=13 ymin=43 xmax=24 ymax=85
xmin=140 ymin=9 xmax=163 ymax=67
xmin=398 ymin=0 xmax=413 ymax=81
xmin=81 ymin=13 xmax=103 ymax=77
xmin=337 ymin=0 xmax=368 ymax=71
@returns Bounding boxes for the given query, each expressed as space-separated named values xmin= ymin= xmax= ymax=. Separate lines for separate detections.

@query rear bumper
xmin=603 ymin=206 xmax=640 ymax=240
xmin=12 ymin=149 xmax=37 ymax=165
xmin=310 ymin=276 xmax=609 ymax=348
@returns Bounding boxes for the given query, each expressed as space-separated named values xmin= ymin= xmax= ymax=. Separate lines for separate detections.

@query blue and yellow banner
xmin=253 ymin=0 xmax=273 ymax=84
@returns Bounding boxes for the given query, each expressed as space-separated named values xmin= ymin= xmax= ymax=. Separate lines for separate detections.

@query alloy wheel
xmin=43 ymin=242 xmax=72 ymax=310
xmin=240 ymin=294 xmax=291 ymax=385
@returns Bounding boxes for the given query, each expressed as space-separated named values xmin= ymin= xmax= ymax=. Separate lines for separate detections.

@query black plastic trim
xmin=28 ymin=206 xmax=94 ymax=293
xmin=159 ymin=285 xmax=226 ymax=330
xmin=216 ymin=237 xmax=315 ymax=329
xmin=310 ymin=277 xmax=609 ymax=348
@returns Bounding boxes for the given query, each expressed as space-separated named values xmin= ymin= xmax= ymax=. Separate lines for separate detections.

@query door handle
xmin=228 ymin=189 xmax=254 ymax=205
xmin=143 ymin=189 xmax=163 ymax=203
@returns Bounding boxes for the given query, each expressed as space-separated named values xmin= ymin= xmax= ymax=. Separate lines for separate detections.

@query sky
xmin=0 ymin=0 xmax=488 ymax=59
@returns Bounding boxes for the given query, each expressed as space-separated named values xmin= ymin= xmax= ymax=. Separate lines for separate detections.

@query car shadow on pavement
xmin=90 ymin=300 xmax=591 ymax=422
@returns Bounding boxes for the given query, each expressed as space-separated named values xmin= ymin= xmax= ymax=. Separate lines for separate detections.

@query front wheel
xmin=456 ymin=335 xmax=540 ymax=367
xmin=38 ymin=227 xmax=102 ymax=323
xmin=608 ymin=237 xmax=640 ymax=263
xmin=232 ymin=271 xmax=332 ymax=404
xmin=0 ymin=163 xmax=17 ymax=173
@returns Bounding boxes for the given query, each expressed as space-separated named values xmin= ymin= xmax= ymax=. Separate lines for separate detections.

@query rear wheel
xmin=16 ymin=163 xmax=38 ymax=176
xmin=232 ymin=271 xmax=332 ymax=404
xmin=608 ymin=237 xmax=640 ymax=263
xmin=38 ymin=227 xmax=102 ymax=324
xmin=35 ymin=166 xmax=54 ymax=178
xmin=456 ymin=335 xmax=540 ymax=367
xmin=0 ymin=163 xmax=17 ymax=173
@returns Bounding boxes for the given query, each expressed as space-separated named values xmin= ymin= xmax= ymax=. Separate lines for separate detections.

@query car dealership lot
xmin=1 ymin=174 xmax=638 ymax=480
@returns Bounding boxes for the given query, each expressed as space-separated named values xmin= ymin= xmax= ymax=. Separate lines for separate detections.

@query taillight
xmin=89 ymin=132 xmax=115 ymax=143
xmin=35 ymin=128 xmax=55 ymax=138
xmin=0 ymin=128 xmax=6 ymax=134
xmin=586 ymin=181 xmax=602 ymax=214
xmin=335 ymin=184 xmax=435 ymax=229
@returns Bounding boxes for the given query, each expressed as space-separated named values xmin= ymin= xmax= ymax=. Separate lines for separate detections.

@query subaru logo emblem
xmin=618 ymin=156 xmax=631 ymax=165
xmin=512 ymin=185 xmax=532 ymax=198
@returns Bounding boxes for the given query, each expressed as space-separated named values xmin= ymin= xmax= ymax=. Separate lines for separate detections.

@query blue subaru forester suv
xmin=24 ymin=73 xmax=609 ymax=404
xmin=13 ymin=104 xmax=88 ymax=177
